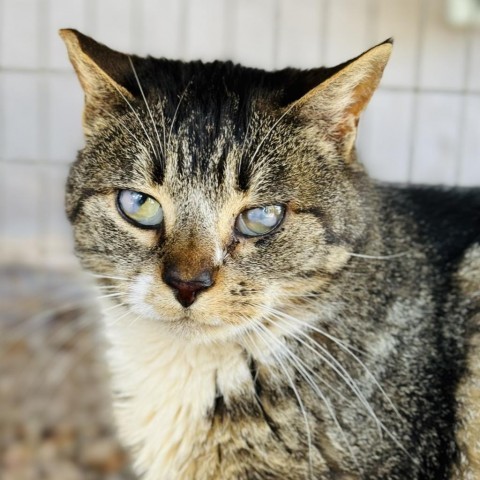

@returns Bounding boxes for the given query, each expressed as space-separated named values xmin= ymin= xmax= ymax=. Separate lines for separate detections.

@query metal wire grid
xmin=0 ymin=0 xmax=479 ymax=268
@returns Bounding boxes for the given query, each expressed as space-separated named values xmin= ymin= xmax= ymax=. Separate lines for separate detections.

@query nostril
xmin=162 ymin=267 xmax=215 ymax=308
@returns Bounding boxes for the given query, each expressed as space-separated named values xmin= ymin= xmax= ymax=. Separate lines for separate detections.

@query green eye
xmin=236 ymin=205 xmax=285 ymax=237
xmin=117 ymin=190 xmax=163 ymax=228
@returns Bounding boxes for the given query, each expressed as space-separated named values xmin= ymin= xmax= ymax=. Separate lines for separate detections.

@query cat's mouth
xmin=154 ymin=313 xmax=249 ymax=343
xmin=114 ymin=295 xmax=239 ymax=343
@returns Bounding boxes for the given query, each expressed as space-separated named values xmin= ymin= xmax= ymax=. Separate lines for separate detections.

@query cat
xmin=60 ymin=28 xmax=480 ymax=480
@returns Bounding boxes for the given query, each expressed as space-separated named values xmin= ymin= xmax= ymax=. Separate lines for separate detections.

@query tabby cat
xmin=60 ymin=29 xmax=480 ymax=480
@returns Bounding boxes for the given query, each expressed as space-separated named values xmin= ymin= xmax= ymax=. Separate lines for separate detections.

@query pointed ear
xmin=59 ymin=29 xmax=135 ymax=133
xmin=291 ymin=39 xmax=393 ymax=159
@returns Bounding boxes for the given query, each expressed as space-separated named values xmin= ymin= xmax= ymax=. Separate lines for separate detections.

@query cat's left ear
xmin=59 ymin=29 xmax=136 ymax=134
xmin=291 ymin=39 xmax=393 ymax=159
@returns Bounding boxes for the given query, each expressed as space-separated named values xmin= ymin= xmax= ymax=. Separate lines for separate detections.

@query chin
xmin=115 ymin=300 xmax=248 ymax=345
xmin=166 ymin=319 xmax=249 ymax=344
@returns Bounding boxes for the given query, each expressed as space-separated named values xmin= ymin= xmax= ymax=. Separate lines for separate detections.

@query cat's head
xmin=61 ymin=29 xmax=391 ymax=343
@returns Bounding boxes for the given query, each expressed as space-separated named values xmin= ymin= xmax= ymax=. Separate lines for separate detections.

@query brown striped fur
xmin=61 ymin=29 xmax=480 ymax=479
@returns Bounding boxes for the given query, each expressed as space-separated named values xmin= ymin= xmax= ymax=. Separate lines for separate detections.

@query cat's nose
xmin=162 ymin=267 xmax=215 ymax=308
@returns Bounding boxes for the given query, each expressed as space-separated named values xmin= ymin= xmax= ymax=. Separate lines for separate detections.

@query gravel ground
xmin=0 ymin=265 xmax=136 ymax=480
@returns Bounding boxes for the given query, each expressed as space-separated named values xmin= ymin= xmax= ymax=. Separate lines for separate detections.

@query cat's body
xmin=61 ymin=30 xmax=480 ymax=479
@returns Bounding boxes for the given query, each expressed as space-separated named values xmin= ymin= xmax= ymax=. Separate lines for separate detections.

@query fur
xmin=60 ymin=29 xmax=480 ymax=479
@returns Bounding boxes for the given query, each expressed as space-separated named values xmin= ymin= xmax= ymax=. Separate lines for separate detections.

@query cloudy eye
xmin=117 ymin=190 xmax=163 ymax=228
xmin=236 ymin=205 xmax=285 ymax=237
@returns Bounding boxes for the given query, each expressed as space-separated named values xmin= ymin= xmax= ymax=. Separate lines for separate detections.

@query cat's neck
xmin=100 ymin=304 xmax=255 ymax=479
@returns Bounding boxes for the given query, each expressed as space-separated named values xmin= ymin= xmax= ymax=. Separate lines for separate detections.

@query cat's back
xmin=382 ymin=184 xmax=480 ymax=268
xmin=382 ymin=184 xmax=480 ymax=479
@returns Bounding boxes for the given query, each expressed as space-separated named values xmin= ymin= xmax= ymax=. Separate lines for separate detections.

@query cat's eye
xmin=117 ymin=190 xmax=164 ymax=228
xmin=236 ymin=205 xmax=285 ymax=237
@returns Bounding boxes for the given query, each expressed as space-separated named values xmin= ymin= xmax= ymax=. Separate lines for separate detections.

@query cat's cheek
xmin=327 ymin=246 xmax=352 ymax=271
xmin=128 ymin=273 xmax=191 ymax=323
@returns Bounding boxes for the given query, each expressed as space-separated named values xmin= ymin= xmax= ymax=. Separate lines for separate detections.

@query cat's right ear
xmin=59 ymin=29 xmax=135 ymax=134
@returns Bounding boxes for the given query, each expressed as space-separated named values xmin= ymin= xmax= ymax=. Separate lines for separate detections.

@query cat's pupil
xmin=249 ymin=207 xmax=281 ymax=226
xmin=133 ymin=192 xmax=147 ymax=207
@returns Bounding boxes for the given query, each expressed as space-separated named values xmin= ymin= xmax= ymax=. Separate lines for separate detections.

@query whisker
xmin=106 ymin=72 xmax=160 ymax=160
xmin=265 ymin=307 xmax=385 ymax=436
xmin=168 ymin=80 xmax=192 ymax=149
xmin=88 ymin=273 xmax=129 ymax=282
xmin=347 ymin=252 xmax=410 ymax=260
xmin=249 ymin=100 xmax=299 ymax=167
xmin=104 ymin=307 xmax=134 ymax=328
xmin=99 ymin=106 xmax=147 ymax=151
xmin=265 ymin=308 xmax=409 ymax=456
xmin=128 ymin=314 xmax=142 ymax=328
xmin=128 ymin=56 xmax=165 ymax=158
xmin=244 ymin=313 xmax=351 ymax=404
xmin=275 ymin=298 xmax=375 ymax=358
xmin=270 ymin=306 xmax=402 ymax=420
xmin=262 ymin=309 xmax=382 ymax=435
xmin=250 ymin=322 xmax=314 ymax=479
xmin=101 ymin=301 xmax=129 ymax=314
xmin=95 ymin=292 xmax=127 ymax=300
xmin=243 ymin=328 xmax=280 ymax=384
xmin=237 ymin=109 xmax=254 ymax=178
xmin=258 ymin=324 xmax=350 ymax=403
xmin=255 ymin=321 xmax=358 ymax=466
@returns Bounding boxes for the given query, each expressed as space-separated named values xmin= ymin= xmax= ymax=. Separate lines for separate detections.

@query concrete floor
xmin=0 ymin=266 xmax=135 ymax=480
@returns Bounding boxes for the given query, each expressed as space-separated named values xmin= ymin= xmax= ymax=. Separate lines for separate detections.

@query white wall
xmin=1 ymin=0 xmax=479 ymax=267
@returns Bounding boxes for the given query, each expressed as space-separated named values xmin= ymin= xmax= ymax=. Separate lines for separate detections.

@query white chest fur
xmin=101 ymin=305 xmax=254 ymax=480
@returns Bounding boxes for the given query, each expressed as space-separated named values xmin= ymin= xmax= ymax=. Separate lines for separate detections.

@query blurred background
xmin=0 ymin=0 xmax=479 ymax=478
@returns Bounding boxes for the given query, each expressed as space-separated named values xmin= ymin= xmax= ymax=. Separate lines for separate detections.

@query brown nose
xmin=163 ymin=267 xmax=215 ymax=308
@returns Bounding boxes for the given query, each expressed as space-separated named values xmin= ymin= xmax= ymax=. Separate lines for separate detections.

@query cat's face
xmin=62 ymin=30 xmax=391 ymax=343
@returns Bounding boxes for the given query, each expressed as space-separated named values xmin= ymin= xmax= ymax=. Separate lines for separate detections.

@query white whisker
xmin=101 ymin=301 xmax=129 ymax=313
xmin=107 ymin=72 xmax=160 ymax=160
xmin=168 ymin=81 xmax=192 ymax=149
xmin=265 ymin=307 xmax=385 ymax=436
xmin=95 ymin=292 xmax=127 ymax=300
xmin=128 ymin=314 xmax=142 ymax=327
xmin=128 ymin=56 xmax=165 ymax=158
xmin=263 ymin=309 xmax=382 ymax=435
xmin=271 ymin=306 xmax=402 ymax=420
xmin=99 ymin=107 xmax=146 ymax=149
xmin=107 ymin=307 xmax=134 ymax=328
xmin=249 ymin=100 xmax=299 ymax=167
xmin=251 ymin=322 xmax=314 ymax=479
xmin=255 ymin=321 xmax=358 ymax=466
xmin=88 ymin=273 xmax=129 ymax=282
xmin=347 ymin=252 xmax=410 ymax=260
xmin=264 ymin=307 xmax=409 ymax=456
